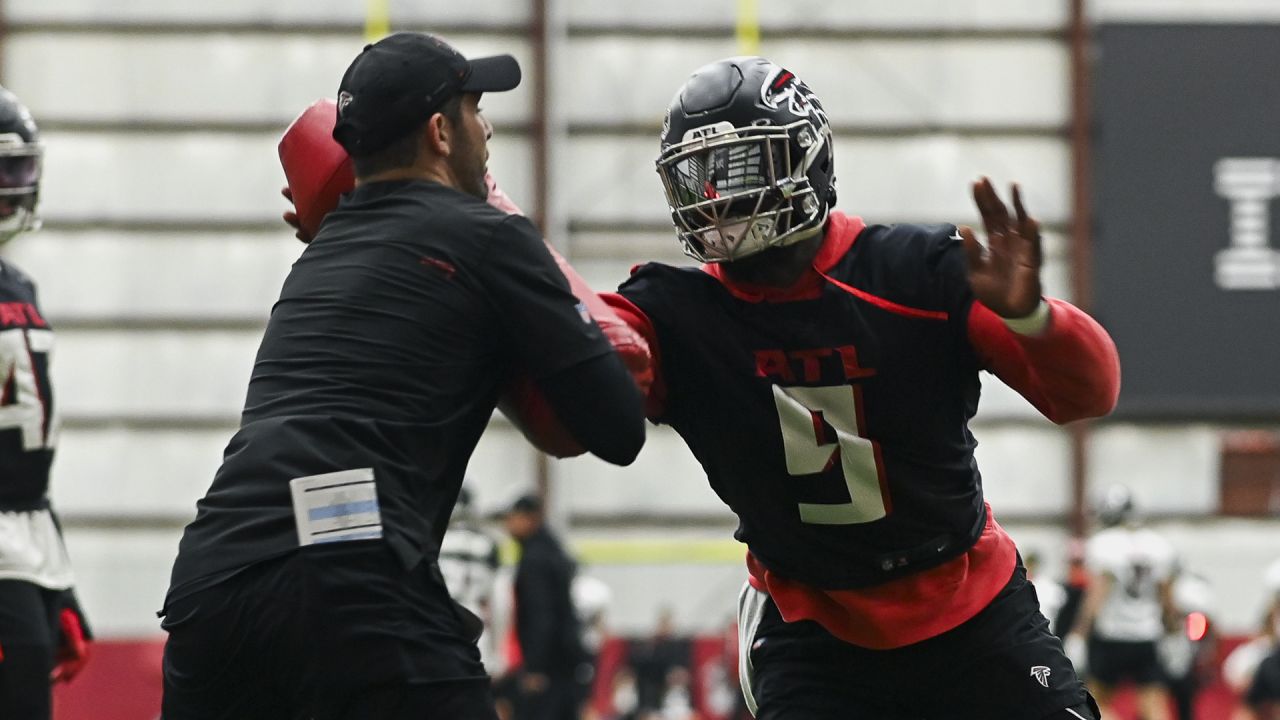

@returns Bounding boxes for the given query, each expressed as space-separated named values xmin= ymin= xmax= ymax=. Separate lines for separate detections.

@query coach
xmin=159 ymin=32 xmax=646 ymax=720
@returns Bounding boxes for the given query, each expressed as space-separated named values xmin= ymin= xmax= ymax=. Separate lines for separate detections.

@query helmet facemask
xmin=657 ymin=119 xmax=829 ymax=263
xmin=0 ymin=135 xmax=41 ymax=245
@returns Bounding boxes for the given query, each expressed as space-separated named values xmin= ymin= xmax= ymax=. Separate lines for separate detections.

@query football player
xmin=438 ymin=485 xmax=501 ymax=673
xmin=0 ymin=86 xmax=92 ymax=718
xmin=1068 ymin=486 xmax=1178 ymax=720
xmin=596 ymin=57 xmax=1119 ymax=719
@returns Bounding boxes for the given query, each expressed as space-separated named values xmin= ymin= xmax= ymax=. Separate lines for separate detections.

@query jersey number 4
xmin=772 ymin=384 xmax=889 ymax=525
xmin=0 ymin=328 xmax=57 ymax=451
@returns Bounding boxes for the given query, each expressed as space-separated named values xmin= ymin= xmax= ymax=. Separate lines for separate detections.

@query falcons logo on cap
xmin=1030 ymin=666 xmax=1052 ymax=688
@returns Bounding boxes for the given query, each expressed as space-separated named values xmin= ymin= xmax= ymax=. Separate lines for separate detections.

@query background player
xmin=1067 ymin=485 xmax=1179 ymax=720
xmin=0 ymin=86 xmax=92 ymax=719
xmin=439 ymin=484 xmax=502 ymax=673
xmin=597 ymin=56 xmax=1121 ymax=719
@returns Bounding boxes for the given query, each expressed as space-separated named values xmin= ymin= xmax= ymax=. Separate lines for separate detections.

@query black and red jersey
xmin=0 ymin=259 xmax=56 ymax=508
xmin=609 ymin=211 xmax=1120 ymax=648
xmin=617 ymin=213 xmax=988 ymax=589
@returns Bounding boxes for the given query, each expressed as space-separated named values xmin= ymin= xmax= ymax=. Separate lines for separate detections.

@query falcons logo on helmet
xmin=759 ymin=65 xmax=827 ymax=125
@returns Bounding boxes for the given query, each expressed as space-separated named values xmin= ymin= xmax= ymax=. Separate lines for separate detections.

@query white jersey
xmin=1033 ymin=576 xmax=1069 ymax=636
xmin=439 ymin=523 xmax=499 ymax=616
xmin=439 ymin=522 xmax=499 ymax=670
xmin=1086 ymin=525 xmax=1176 ymax=641
xmin=572 ymin=574 xmax=612 ymax=654
xmin=0 ymin=260 xmax=72 ymax=590
xmin=1223 ymin=636 xmax=1276 ymax=692
xmin=0 ymin=507 xmax=75 ymax=589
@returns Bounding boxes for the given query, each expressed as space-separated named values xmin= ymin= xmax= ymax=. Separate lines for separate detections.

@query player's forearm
xmin=1160 ymin=580 xmax=1180 ymax=631
xmin=538 ymin=352 xmax=645 ymax=465
xmin=1013 ymin=298 xmax=1121 ymax=422
xmin=968 ymin=298 xmax=1120 ymax=424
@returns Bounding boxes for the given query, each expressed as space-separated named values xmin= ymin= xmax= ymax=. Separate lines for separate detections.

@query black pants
xmin=1087 ymin=636 xmax=1163 ymax=686
xmin=514 ymin=672 xmax=581 ymax=720
xmin=741 ymin=563 xmax=1100 ymax=719
xmin=161 ymin=541 xmax=497 ymax=720
xmin=0 ymin=580 xmax=60 ymax=720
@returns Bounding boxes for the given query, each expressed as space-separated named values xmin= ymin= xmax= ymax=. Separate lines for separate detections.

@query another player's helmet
xmin=656 ymin=56 xmax=836 ymax=263
xmin=1096 ymin=484 xmax=1135 ymax=528
xmin=0 ymin=87 xmax=41 ymax=244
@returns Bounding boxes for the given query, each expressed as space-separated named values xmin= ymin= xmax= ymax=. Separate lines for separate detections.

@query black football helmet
xmin=656 ymin=56 xmax=836 ymax=263
xmin=0 ymin=87 xmax=41 ymax=244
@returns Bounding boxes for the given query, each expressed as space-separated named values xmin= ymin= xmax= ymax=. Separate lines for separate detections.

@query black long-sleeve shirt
xmin=514 ymin=525 xmax=584 ymax=675
xmin=167 ymin=180 xmax=641 ymax=605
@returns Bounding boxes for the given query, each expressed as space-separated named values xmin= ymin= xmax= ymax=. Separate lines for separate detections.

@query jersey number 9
xmin=772 ymin=384 xmax=889 ymax=525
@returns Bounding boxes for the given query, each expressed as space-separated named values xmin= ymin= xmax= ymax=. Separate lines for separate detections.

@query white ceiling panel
xmin=563 ymin=36 xmax=1068 ymax=128
xmin=6 ymin=32 xmax=533 ymax=125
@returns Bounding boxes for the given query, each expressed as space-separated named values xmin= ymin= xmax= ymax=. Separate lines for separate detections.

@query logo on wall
xmin=1213 ymin=157 xmax=1280 ymax=290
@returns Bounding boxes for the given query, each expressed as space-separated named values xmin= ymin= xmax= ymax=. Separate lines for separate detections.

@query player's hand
xmin=960 ymin=177 xmax=1043 ymax=319
xmin=281 ymin=186 xmax=314 ymax=244
xmin=51 ymin=595 xmax=92 ymax=683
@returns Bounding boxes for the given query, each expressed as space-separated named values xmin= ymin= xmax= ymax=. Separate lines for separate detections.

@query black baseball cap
xmin=506 ymin=493 xmax=543 ymax=515
xmin=332 ymin=32 xmax=521 ymax=155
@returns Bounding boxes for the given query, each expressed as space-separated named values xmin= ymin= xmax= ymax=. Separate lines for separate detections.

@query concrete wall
xmin=1 ymin=0 xmax=1276 ymax=639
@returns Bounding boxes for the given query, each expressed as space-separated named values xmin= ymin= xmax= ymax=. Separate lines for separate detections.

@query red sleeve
xmin=601 ymin=292 xmax=667 ymax=420
xmin=966 ymin=298 xmax=1120 ymax=424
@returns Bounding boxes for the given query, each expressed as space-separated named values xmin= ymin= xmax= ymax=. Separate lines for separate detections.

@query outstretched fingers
xmin=972 ymin=177 xmax=1012 ymax=253
xmin=1009 ymin=183 xmax=1043 ymax=267
xmin=972 ymin=178 xmax=1011 ymax=228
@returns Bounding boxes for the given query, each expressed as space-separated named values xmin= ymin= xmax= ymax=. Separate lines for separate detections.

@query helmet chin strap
xmin=767 ymin=198 xmax=828 ymax=250
xmin=704 ymin=204 xmax=828 ymax=263
xmin=698 ymin=195 xmax=829 ymax=263
xmin=0 ymin=207 xmax=39 ymax=245
xmin=700 ymin=219 xmax=767 ymax=261
xmin=779 ymin=212 xmax=825 ymax=247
